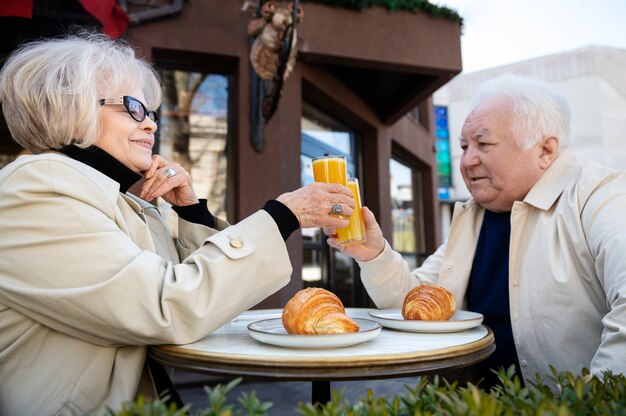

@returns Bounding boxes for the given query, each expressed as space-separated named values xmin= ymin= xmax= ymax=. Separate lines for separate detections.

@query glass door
xmin=300 ymin=102 xmax=367 ymax=307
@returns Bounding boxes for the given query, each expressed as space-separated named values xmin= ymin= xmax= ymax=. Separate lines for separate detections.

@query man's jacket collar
xmin=523 ymin=150 xmax=582 ymax=211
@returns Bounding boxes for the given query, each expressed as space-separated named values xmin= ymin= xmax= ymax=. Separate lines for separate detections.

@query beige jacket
xmin=360 ymin=151 xmax=626 ymax=382
xmin=0 ymin=153 xmax=292 ymax=415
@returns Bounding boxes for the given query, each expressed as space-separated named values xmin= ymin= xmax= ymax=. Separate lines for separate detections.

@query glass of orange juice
xmin=312 ymin=155 xmax=366 ymax=246
xmin=336 ymin=177 xmax=366 ymax=246
xmin=312 ymin=155 xmax=348 ymax=188
xmin=312 ymin=155 xmax=348 ymax=221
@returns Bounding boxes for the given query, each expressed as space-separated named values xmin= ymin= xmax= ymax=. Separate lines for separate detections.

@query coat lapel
xmin=118 ymin=193 xmax=157 ymax=254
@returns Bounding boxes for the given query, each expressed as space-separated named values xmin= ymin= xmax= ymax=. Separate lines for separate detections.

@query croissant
xmin=402 ymin=284 xmax=456 ymax=321
xmin=282 ymin=287 xmax=359 ymax=334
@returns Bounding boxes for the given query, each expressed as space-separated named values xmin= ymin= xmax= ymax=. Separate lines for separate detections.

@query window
xmin=301 ymin=101 xmax=365 ymax=307
xmin=156 ymin=69 xmax=230 ymax=236
xmin=390 ymin=158 xmax=426 ymax=270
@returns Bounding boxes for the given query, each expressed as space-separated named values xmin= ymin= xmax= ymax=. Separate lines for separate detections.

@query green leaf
xmin=111 ymin=368 xmax=626 ymax=416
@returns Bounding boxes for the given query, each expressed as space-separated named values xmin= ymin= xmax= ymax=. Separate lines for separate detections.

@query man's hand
xmin=326 ymin=206 xmax=385 ymax=262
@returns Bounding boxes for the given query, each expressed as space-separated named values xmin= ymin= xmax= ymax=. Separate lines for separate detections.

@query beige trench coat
xmin=0 ymin=153 xmax=292 ymax=415
xmin=359 ymin=151 xmax=626 ymax=382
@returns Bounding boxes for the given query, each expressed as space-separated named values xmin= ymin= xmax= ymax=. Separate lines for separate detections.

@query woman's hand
xmin=276 ymin=182 xmax=354 ymax=229
xmin=326 ymin=206 xmax=385 ymax=262
xmin=139 ymin=155 xmax=199 ymax=206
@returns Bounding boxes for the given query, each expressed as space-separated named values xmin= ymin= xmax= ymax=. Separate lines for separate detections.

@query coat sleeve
xmin=0 ymin=158 xmax=292 ymax=347
xmin=357 ymin=240 xmax=444 ymax=308
xmin=581 ymin=169 xmax=626 ymax=376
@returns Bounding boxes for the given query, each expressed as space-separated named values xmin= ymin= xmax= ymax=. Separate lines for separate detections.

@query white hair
xmin=0 ymin=31 xmax=162 ymax=153
xmin=471 ymin=73 xmax=571 ymax=149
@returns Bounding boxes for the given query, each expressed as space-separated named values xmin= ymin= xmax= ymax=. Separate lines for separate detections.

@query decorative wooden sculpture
xmin=247 ymin=0 xmax=303 ymax=81
xmin=244 ymin=0 xmax=303 ymax=151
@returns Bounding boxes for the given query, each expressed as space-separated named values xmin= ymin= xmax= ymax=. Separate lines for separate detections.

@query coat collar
xmin=58 ymin=145 xmax=141 ymax=193
xmin=523 ymin=150 xmax=582 ymax=211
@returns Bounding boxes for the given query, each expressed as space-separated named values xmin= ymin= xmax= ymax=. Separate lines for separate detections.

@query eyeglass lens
xmin=124 ymin=96 xmax=158 ymax=123
xmin=125 ymin=97 xmax=158 ymax=124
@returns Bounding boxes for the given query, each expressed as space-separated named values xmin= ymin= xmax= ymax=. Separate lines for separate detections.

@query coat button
xmin=520 ymin=360 xmax=527 ymax=367
xmin=228 ymin=236 xmax=243 ymax=248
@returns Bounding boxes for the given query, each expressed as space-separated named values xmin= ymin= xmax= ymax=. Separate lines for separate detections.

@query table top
xmin=149 ymin=308 xmax=495 ymax=381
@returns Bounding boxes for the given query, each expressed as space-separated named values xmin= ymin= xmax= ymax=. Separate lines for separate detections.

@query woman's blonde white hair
xmin=0 ymin=31 xmax=161 ymax=153
xmin=471 ymin=73 xmax=571 ymax=149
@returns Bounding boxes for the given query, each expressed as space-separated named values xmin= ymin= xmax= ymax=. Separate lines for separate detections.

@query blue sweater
xmin=466 ymin=209 xmax=522 ymax=387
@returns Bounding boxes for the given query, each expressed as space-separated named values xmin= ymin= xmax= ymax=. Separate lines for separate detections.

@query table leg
xmin=147 ymin=358 xmax=185 ymax=409
xmin=311 ymin=380 xmax=331 ymax=404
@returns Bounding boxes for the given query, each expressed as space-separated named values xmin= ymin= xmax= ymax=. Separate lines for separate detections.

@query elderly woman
xmin=0 ymin=33 xmax=354 ymax=415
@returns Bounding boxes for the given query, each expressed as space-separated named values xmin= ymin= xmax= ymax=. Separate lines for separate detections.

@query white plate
xmin=368 ymin=309 xmax=483 ymax=333
xmin=247 ymin=318 xmax=381 ymax=348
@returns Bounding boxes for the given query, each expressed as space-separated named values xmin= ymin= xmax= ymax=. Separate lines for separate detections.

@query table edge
xmin=150 ymin=326 xmax=494 ymax=369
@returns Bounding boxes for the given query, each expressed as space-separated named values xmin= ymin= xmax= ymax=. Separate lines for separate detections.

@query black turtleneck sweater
xmin=59 ymin=145 xmax=299 ymax=241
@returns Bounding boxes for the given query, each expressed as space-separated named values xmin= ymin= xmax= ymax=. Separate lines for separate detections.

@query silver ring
xmin=330 ymin=203 xmax=343 ymax=216
xmin=164 ymin=168 xmax=176 ymax=178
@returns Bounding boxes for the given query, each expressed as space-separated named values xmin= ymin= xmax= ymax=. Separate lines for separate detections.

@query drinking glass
xmin=336 ymin=177 xmax=366 ymax=246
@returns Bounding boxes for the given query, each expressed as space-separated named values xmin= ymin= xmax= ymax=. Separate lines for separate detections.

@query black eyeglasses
xmin=99 ymin=96 xmax=159 ymax=124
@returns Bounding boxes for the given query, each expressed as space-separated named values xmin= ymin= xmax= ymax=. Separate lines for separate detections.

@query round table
xmin=149 ymin=308 xmax=495 ymax=403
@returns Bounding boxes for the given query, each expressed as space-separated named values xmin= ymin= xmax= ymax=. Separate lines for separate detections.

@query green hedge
xmin=300 ymin=0 xmax=463 ymax=24
xmin=109 ymin=366 xmax=626 ymax=415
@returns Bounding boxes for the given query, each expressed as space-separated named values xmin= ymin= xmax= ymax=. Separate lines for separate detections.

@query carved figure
xmin=247 ymin=0 xmax=303 ymax=80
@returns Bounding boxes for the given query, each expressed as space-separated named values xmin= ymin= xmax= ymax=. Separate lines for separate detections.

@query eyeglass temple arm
xmin=99 ymin=97 xmax=125 ymax=105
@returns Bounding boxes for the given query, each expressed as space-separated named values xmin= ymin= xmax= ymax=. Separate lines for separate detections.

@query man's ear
xmin=539 ymin=136 xmax=559 ymax=169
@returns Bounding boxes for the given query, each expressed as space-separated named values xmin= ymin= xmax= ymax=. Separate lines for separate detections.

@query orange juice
xmin=312 ymin=156 xmax=348 ymax=186
xmin=337 ymin=178 xmax=366 ymax=246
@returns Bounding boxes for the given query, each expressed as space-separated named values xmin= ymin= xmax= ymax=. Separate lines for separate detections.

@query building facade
xmin=0 ymin=1 xmax=463 ymax=308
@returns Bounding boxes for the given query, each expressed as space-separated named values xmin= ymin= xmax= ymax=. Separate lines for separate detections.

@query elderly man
xmin=329 ymin=73 xmax=626 ymax=387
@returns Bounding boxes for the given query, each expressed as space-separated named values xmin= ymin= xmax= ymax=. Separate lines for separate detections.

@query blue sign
xmin=438 ymin=187 xmax=450 ymax=200
xmin=434 ymin=105 xmax=452 ymax=191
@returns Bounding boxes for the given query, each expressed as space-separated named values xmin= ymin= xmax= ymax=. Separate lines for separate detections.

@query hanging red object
xmin=78 ymin=0 xmax=129 ymax=38
xmin=0 ymin=0 xmax=34 ymax=19
xmin=0 ymin=1 xmax=128 ymax=39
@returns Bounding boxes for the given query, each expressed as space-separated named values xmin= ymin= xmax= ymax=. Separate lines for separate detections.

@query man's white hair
xmin=471 ymin=73 xmax=571 ymax=149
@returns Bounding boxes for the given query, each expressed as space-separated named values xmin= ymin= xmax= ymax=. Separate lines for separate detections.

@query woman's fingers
xmin=143 ymin=154 xmax=164 ymax=180
xmin=141 ymin=166 xmax=185 ymax=200
xmin=276 ymin=182 xmax=356 ymax=229
xmin=327 ymin=201 xmax=354 ymax=219
xmin=140 ymin=155 xmax=185 ymax=199
xmin=140 ymin=155 xmax=166 ymax=199
xmin=322 ymin=213 xmax=350 ymax=230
